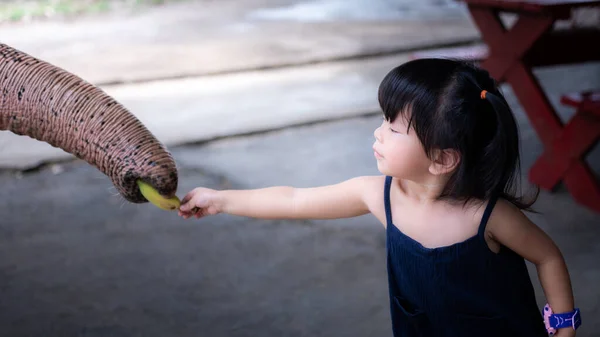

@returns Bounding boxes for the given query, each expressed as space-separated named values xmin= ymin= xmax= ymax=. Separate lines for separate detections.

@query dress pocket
xmin=456 ymin=313 xmax=508 ymax=337
xmin=391 ymin=296 xmax=432 ymax=337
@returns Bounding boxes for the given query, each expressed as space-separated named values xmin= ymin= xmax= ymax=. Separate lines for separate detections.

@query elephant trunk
xmin=0 ymin=43 xmax=178 ymax=203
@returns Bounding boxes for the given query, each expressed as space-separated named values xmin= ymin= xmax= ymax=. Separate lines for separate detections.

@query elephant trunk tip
xmin=117 ymin=160 xmax=179 ymax=204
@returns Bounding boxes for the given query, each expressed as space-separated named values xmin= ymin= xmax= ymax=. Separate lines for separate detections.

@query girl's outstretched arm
xmin=487 ymin=200 xmax=576 ymax=336
xmin=178 ymin=176 xmax=379 ymax=220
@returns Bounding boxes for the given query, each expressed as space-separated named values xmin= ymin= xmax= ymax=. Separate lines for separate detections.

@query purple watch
xmin=543 ymin=304 xmax=581 ymax=335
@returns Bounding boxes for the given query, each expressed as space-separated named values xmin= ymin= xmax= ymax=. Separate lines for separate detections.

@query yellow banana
xmin=136 ymin=180 xmax=181 ymax=211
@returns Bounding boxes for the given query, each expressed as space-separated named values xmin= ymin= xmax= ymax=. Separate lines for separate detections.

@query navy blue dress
xmin=384 ymin=176 xmax=547 ymax=336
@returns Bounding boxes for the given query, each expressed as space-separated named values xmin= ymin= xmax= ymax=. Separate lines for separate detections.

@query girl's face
xmin=372 ymin=116 xmax=431 ymax=179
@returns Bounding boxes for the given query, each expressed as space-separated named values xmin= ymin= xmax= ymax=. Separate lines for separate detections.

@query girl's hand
xmin=178 ymin=187 xmax=221 ymax=219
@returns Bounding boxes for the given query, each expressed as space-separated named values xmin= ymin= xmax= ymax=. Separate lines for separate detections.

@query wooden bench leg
xmin=529 ymin=112 xmax=600 ymax=212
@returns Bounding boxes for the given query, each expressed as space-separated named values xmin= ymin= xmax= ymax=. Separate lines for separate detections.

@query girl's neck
xmin=397 ymin=175 xmax=450 ymax=204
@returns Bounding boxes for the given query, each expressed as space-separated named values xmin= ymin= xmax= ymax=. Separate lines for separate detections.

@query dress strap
xmin=384 ymin=176 xmax=393 ymax=227
xmin=477 ymin=194 xmax=499 ymax=240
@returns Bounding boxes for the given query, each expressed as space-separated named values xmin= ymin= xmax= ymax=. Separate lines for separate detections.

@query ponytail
xmin=480 ymin=89 xmax=539 ymax=211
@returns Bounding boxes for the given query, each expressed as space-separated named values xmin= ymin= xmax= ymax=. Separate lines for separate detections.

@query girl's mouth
xmin=373 ymin=148 xmax=383 ymax=159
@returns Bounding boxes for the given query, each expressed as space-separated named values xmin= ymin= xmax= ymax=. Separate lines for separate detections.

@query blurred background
xmin=0 ymin=0 xmax=599 ymax=336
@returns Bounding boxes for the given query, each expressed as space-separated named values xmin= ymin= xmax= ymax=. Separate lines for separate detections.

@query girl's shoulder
xmin=355 ymin=175 xmax=387 ymax=203
xmin=349 ymin=175 xmax=388 ymax=225
xmin=486 ymin=197 xmax=532 ymax=230
xmin=337 ymin=175 xmax=386 ymax=206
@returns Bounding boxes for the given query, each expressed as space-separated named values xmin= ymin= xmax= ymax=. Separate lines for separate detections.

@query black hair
xmin=378 ymin=58 xmax=538 ymax=211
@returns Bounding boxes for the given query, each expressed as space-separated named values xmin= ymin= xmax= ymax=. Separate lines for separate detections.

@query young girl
xmin=177 ymin=58 xmax=580 ymax=336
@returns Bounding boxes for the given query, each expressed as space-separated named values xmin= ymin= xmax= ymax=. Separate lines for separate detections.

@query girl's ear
xmin=429 ymin=149 xmax=460 ymax=176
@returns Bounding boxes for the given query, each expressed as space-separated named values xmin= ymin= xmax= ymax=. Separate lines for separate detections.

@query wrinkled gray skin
xmin=0 ymin=43 xmax=178 ymax=203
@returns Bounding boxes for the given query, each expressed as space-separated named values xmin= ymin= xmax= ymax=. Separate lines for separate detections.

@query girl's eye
xmin=389 ymin=127 xmax=399 ymax=133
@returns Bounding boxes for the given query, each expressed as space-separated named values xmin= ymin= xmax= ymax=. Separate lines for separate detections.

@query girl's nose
xmin=374 ymin=126 xmax=382 ymax=143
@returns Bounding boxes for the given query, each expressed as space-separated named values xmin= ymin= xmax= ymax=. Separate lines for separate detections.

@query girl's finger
xmin=180 ymin=190 xmax=197 ymax=205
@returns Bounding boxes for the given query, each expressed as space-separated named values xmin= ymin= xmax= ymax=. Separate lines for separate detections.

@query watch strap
xmin=548 ymin=307 xmax=581 ymax=330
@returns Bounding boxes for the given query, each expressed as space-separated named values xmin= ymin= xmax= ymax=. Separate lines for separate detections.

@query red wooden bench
xmin=529 ymin=92 xmax=600 ymax=212
xmin=453 ymin=0 xmax=600 ymax=212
